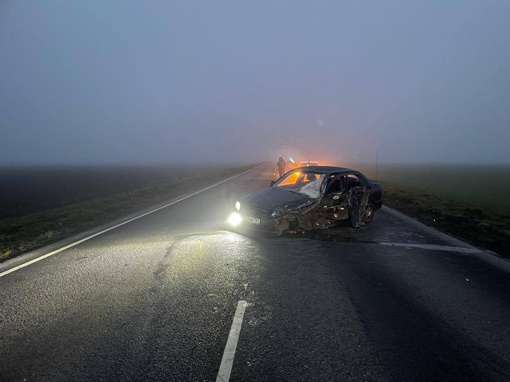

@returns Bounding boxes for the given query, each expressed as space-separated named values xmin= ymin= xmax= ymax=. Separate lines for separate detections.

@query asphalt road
xmin=1 ymin=165 xmax=510 ymax=382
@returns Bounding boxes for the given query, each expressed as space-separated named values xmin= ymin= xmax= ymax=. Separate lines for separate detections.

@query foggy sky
xmin=1 ymin=0 xmax=509 ymax=165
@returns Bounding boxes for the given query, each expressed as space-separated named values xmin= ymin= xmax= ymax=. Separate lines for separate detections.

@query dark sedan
xmin=228 ymin=166 xmax=383 ymax=235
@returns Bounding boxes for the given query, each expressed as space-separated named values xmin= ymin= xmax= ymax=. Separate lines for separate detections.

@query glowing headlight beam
xmin=235 ymin=201 xmax=241 ymax=211
xmin=228 ymin=212 xmax=243 ymax=227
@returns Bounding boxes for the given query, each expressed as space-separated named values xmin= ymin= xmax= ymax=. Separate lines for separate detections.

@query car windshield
xmin=274 ymin=171 xmax=325 ymax=199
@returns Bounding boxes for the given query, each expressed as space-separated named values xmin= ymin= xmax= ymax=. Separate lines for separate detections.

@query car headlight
xmin=235 ymin=201 xmax=241 ymax=211
xmin=228 ymin=212 xmax=242 ymax=227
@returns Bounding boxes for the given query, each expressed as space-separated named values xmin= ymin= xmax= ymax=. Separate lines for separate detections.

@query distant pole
xmin=375 ymin=152 xmax=379 ymax=180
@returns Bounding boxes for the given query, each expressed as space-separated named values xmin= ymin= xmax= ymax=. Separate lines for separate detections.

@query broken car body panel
xmin=237 ymin=166 xmax=382 ymax=234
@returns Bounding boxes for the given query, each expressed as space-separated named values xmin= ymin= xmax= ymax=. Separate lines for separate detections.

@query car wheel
xmin=363 ymin=202 xmax=375 ymax=224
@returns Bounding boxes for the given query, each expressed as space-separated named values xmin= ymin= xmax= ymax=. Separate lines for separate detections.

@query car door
xmin=320 ymin=175 xmax=349 ymax=221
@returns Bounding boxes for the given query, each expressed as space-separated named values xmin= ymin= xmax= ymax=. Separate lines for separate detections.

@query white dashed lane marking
xmin=216 ymin=300 xmax=248 ymax=382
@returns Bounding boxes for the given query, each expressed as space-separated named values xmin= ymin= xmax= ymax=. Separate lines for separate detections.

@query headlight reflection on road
xmin=227 ymin=212 xmax=242 ymax=227
xmin=221 ymin=231 xmax=245 ymax=244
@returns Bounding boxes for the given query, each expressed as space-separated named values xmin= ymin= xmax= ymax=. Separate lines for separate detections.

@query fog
xmin=1 ymin=0 xmax=509 ymax=166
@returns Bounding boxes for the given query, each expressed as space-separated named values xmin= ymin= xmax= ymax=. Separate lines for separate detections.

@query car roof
xmin=293 ymin=165 xmax=358 ymax=174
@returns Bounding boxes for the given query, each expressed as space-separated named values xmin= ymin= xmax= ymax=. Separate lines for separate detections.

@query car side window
xmin=326 ymin=176 xmax=344 ymax=195
xmin=347 ymin=174 xmax=361 ymax=189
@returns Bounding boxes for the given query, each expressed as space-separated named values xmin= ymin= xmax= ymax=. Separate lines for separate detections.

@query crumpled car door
xmin=313 ymin=176 xmax=349 ymax=228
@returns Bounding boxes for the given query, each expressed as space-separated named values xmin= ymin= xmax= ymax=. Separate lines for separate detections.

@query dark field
xmin=0 ymin=164 xmax=211 ymax=219
xmin=353 ymin=163 xmax=510 ymax=214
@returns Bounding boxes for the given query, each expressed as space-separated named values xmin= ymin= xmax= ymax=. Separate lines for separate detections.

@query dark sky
xmin=1 ymin=0 xmax=509 ymax=165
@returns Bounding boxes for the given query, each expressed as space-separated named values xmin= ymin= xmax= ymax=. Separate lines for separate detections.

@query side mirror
xmin=270 ymin=181 xmax=276 ymax=187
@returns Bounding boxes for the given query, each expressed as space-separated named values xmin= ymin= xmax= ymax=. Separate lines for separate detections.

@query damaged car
xmin=228 ymin=166 xmax=382 ymax=234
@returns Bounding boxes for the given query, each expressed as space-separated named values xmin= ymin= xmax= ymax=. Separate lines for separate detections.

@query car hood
xmin=241 ymin=187 xmax=314 ymax=211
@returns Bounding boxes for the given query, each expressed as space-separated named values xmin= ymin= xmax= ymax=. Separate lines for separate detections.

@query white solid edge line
xmin=381 ymin=205 xmax=510 ymax=273
xmin=0 ymin=166 xmax=261 ymax=278
xmin=216 ymin=300 xmax=248 ymax=382
xmin=381 ymin=206 xmax=477 ymax=249
xmin=379 ymin=242 xmax=481 ymax=253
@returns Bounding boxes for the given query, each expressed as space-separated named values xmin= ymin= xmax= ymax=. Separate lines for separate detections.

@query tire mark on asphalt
xmin=127 ymin=237 xmax=183 ymax=380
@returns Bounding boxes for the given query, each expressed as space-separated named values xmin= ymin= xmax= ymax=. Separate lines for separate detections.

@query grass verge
xmin=0 ymin=165 xmax=256 ymax=262
xmin=381 ymin=181 xmax=510 ymax=258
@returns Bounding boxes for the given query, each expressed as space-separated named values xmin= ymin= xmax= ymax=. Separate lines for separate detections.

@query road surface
xmin=1 ymin=165 xmax=510 ymax=381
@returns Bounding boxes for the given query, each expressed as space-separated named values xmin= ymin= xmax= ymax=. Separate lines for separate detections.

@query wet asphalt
xmin=1 ymin=165 xmax=510 ymax=382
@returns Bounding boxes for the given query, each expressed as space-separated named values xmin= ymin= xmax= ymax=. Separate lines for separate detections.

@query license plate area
xmin=246 ymin=216 xmax=261 ymax=225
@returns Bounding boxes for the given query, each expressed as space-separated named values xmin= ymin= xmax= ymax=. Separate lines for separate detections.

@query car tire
xmin=363 ymin=202 xmax=375 ymax=224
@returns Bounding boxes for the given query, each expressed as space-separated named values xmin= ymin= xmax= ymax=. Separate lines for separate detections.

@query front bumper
xmin=236 ymin=206 xmax=280 ymax=233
